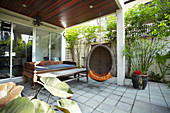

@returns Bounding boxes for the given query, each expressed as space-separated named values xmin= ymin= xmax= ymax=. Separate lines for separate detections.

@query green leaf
xmin=56 ymin=99 xmax=82 ymax=113
xmin=0 ymin=97 xmax=34 ymax=113
xmin=40 ymin=77 xmax=73 ymax=98
xmin=31 ymin=99 xmax=55 ymax=113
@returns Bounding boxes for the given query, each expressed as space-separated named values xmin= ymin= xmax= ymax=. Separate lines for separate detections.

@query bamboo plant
xmin=123 ymin=38 xmax=166 ymax=75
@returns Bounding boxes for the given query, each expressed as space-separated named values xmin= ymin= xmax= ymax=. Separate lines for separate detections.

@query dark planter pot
xmin=132 ymin=73 xmax=148 ymax=90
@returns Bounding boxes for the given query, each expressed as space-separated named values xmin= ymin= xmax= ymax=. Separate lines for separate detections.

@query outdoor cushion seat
xmin=35 ymin=64 xmax=76 ymax=71
xmin=88 ymin=70 xmax=112 ymax=81
xmin=86 ymin=44 xmax=114 ymax=81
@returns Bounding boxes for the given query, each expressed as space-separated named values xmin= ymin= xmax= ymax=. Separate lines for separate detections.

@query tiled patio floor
xmin=21 ymin=77 xmax=170 ymax=113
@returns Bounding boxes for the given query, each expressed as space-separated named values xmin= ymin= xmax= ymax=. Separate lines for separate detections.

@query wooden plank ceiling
xmin=0 ymin=0 xmax=119 ymax=28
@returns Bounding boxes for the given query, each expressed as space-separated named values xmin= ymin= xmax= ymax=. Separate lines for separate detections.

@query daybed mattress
xmin=35 ymin=64 xmax=76 ymax=71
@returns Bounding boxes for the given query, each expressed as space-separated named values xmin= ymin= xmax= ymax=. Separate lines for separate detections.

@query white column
xmin=116 ymin=5 xmax=125 ymax=85
xmin=32 ymin=27 xmax=36 ymax=62
xmin=61 ymin=29 xmax=66 ymax=61
xmin=49 ymin=32 xmax=51 ymax=61
xmin=10 ymin=23 xmax=14 ymax=79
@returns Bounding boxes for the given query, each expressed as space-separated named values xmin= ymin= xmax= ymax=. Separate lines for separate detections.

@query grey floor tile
xmin=92 ymin=110 xmax=103 ymax=113
xmin=71 ymin=93 xmax=81 ymax=99
xmin=83 ymin=92 xmax=95 ymax=98
xmin=165 ymin=97 xmax=170 ymax=103
xmin=137 ymin=92 xmax=149 ymax=98
xmin=108 ymin=94 xmax=121 ymax=101
xmin=81 ymin=83 xmax=89 ymax=87
xmin=116 ymin=87 xmax=127 ymax=92
xmin=112 ymin=108 xmax=130 ymax=113
xmin=103 ymin=88 xmax=114 ymax=93
xmin=76 ymin=96 xmax=89 ymax=103
xmin=136 ymin=95 xmax=149 ymax=103
xmin=132 ymin=106 xmax=151 ymax=113
xmin=98 ymin=91 xmax=110 ymax=97
xmin=116 ymin=102 xmax=132 ymax=112
xmin=123 ymin=93 xmax=136 ymax=99
xmin=109 ymin=84 xmax=118 ymax=88
xmin=81 ymin=87 xmax=91 ymax=92
xmin=132 ymin=101 xmax=151 ymax=113
xmin=167 ymin=102 xmax=170 ymax=108
xmin=150 ymin=91 xmax=162 ymax=96
xmin=48 ymin=98 xmax=56 ymax=104
xmin=38 ymin=93 xmax=48 ymax=101
xmin=103 ymin=98 xmax=118 ymax=106
xmin=137 ymin=89 xmax=149 ymax=93
xmin=125 ymin=89 xmax=137 ymax=95
xmin=24 ymin=89 xmax=36 ymax=96
xmin=112 ymin=90 xmax=124 ymax=96
xmin=50 ymin=96 xmax=59 ymax=101
xmin=92 ymin=95 xmax=106 ymax=102
xmin=96 ymin=102 xmax=115 ymax=113
xmin=71 ymin=87 xmax=78 ymax=92
xmin=150 ymin=95 xmax=164 ymax=101
xmin=151 ymin=104 xmax=170 ymax=113
xmin=107 ymin=86 xmax=117 ymax=90
xmin=76 ymin=85 xmax=85 ymax=89
xmin=150 ymin=98 xmax=167 ymax=108
xmin=85 ymin=99 xmax=102 ymax=109
xmin=90 ymin=89 xmax=101 ymax=94
xmin=75 ymin=90 xmax=86 ymax=95
xmin=78 ymin=103 xmax=93 ymax=113
xmin=163 ymin=93 xmax=170 ymax=98
xmin=120 ymin=97 xmax=134 ymax=105
xmin=20 ymin=77 xmax=170 ymax=113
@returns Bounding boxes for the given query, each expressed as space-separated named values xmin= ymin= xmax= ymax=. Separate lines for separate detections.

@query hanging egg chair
xmin=86 ymin=44 xmax=114 ymax=81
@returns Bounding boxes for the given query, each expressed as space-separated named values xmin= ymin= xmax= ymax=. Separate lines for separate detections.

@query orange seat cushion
xmin=88 ymin=70 xmax=112 ymax=81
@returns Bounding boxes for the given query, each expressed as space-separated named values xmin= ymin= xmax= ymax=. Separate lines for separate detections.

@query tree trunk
xmin=83 ymin=43 xmax=86 ymax=67
xmin=76 ymin=41 xmax=81 ymax=67
xmin=127 ymin=39 xmax=132 ymax=77
xmin=127 ymin=58 xmax=131 ymax=77
xmin=70 ymin=46 xmax=75 ymax=61
xmin=84 ymin=43 xmax=90 ymax=67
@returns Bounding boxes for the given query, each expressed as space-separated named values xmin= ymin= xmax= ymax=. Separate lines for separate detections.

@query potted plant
xmin=123 ymin=38 xmax=165 ymax=89
xmin=132 ymin=71 xmax=148 ymax=89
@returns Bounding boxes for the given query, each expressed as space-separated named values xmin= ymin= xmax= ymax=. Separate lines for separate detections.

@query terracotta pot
xmin=131 ymin=73 xmax=148 ymax=90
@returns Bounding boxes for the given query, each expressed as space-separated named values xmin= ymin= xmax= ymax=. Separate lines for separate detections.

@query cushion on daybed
xmin=35 ymin=64 xmax=76 ymax=71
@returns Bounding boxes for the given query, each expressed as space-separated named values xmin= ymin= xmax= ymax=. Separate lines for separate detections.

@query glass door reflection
xmin=0 ymin=20 xmax=11 ymax=79
xmin=12 ymin=24 xmax=32 ymax=77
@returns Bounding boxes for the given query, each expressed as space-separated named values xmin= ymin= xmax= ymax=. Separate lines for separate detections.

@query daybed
xmin=23 ymin=61 xmax=76 ymax=87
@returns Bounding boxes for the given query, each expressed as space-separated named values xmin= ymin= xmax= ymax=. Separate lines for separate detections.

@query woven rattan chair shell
xmin=86 ymin=44 xmax=114 ymax=77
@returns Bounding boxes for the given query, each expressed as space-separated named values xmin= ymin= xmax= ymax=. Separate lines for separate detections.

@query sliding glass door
xmin=51 ymin=32 xmax=61 ymax=61
xmin=0 ymin=20 xmax=62 ymax=79
xmin=0 ymin=20 xmax=11 ymax=79
xmin=12 ymin=23 xmax=33 ymax=77
xmin=36 ymin=29 xmax=49 ymax=61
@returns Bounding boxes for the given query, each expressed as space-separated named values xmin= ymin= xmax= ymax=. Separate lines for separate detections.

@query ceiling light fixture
xmin=89 ymin=5 xmax=93 ymax=8
xmin=22 ymin=4 xmax=27 ymax=8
